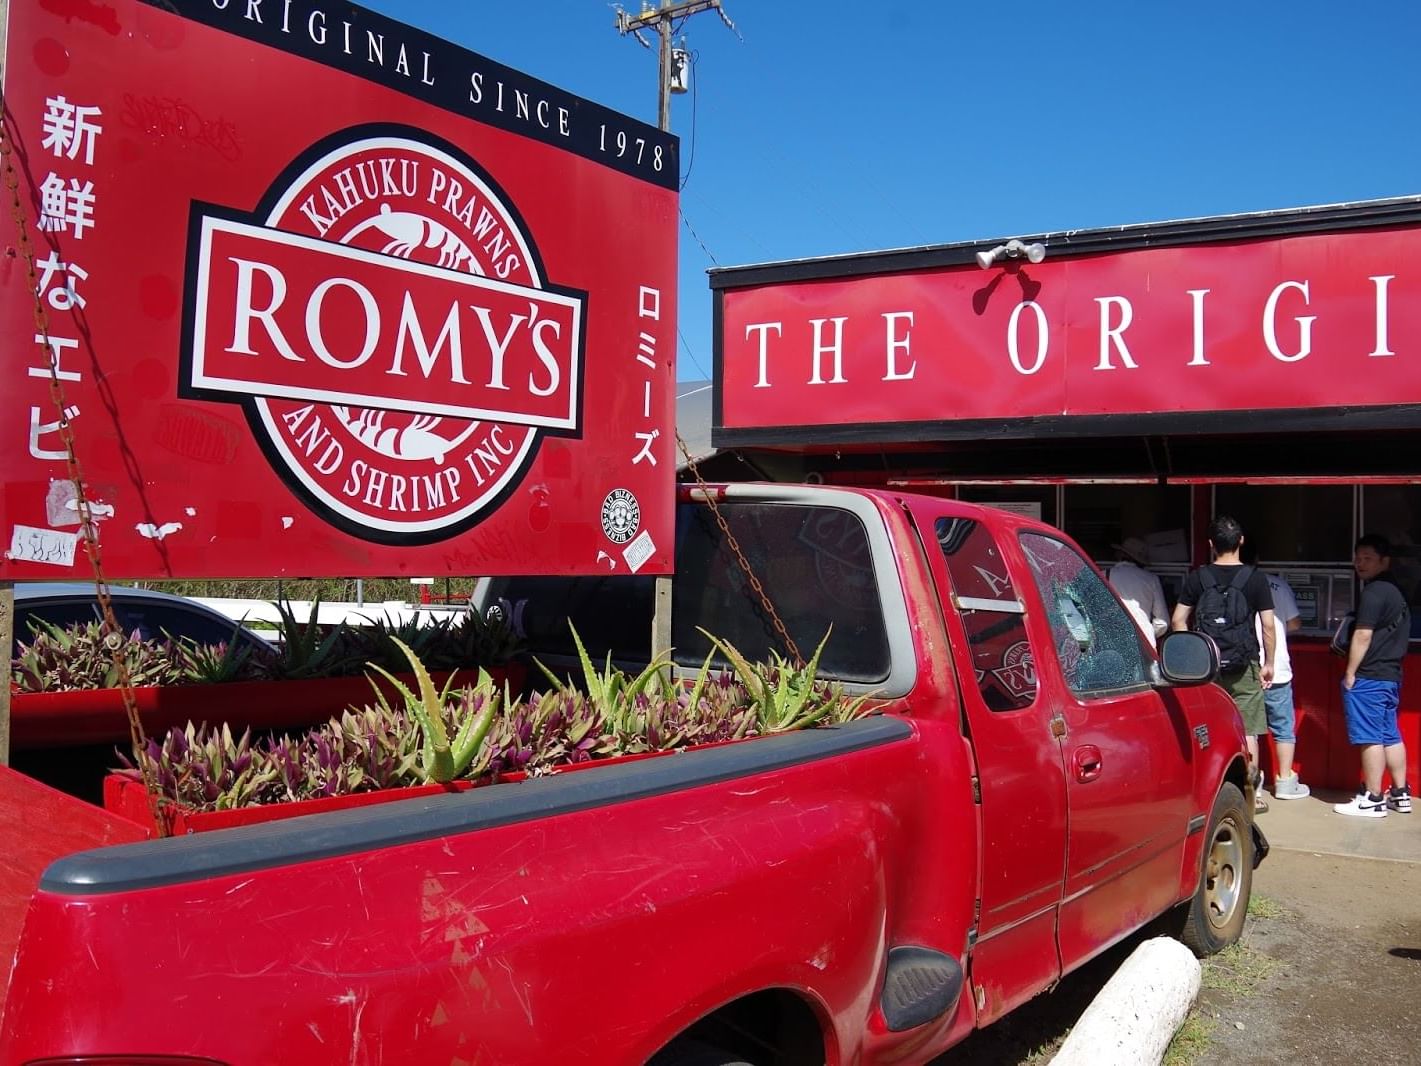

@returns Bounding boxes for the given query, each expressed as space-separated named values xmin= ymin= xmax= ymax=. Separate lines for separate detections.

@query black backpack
xmin=1194 ymin=565 xmax=1257 ymax=672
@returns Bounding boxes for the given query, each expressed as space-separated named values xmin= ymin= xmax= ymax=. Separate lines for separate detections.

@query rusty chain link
xmin=675 ymin=430 xmax=803 ymax=668
xmin=0 ymin=107 xmax=166 ymax=834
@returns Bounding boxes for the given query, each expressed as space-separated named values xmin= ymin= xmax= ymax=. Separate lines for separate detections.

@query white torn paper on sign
xmin=622 ymin=529 xmax=656 ymax=573
xmin=136 ymin=521 xmax=183 ymax=540
xmin=45 ymin=480 xmax=115 ymax=526
xmin=7 ymin=524 xmax=78 ymax=567
xmin=281 ymin=516 xmax=294 ymax=529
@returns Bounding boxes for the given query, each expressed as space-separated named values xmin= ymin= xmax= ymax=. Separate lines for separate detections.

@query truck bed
xmin=2 ymin=715 xmax=963 ymax=1065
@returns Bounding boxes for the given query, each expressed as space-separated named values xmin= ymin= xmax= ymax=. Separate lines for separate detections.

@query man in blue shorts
xmin=1334 ymin=534 xmax=1412 ymax=818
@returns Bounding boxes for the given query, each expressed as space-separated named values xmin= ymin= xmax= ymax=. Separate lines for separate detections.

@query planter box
xmin=102 ymin=738 xmax=709 ymax=837
xmin=103 ymin=772 xmax=483 ymax=836
xmin=10 ymin=662 xmax=526 ymax=750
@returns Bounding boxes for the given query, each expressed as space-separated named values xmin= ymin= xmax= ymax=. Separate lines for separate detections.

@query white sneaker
xmin=1388 ymin=785 xmax=1413 ymax=814
xmin=1333 ymin=791 xmax=1387 ymax=818
xmin=1273 ymin=774 xmax=1311 ymax=801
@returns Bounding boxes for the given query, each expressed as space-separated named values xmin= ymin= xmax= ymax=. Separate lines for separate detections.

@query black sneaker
xmin=1388 ymin=784 xmax=1413 ymax=814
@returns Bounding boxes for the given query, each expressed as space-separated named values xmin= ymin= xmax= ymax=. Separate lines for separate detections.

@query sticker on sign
xmin=622 ymin=529 xmax=656 ymax=573
xmin=7 ymin=525 xmax=78 ymax=567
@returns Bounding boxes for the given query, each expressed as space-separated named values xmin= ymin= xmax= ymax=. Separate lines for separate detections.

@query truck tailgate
xmin=0 ymin=765 xmax=147 ymax=1012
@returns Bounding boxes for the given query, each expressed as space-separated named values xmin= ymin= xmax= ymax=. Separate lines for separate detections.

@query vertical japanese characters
xmin=612 ymin=283 xmax=666 ymax=573
xmin=26 ymin=95 xmax=101 ymax=470
xmin=632 ymin=284 xmax=663 ymax=470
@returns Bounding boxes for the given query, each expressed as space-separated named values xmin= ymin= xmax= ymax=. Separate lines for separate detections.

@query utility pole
xmin=616 ymin=1 xmax=735 ymax=133
xmin=616 ymin=2 xmax=735 ymax=670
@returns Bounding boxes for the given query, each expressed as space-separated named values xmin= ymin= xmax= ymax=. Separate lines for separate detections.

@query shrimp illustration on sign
xmin=333 ymin=408 xmax=480 ymax=463
xmin=327 ymin=203 xmax=487 ymax=469
xmin=344 ymin=203 xmax=481 ymax=273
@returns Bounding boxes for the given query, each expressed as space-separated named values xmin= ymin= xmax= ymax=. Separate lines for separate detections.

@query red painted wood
xmin=719 ymin=225 xmax=1421 ymax=435
xmin=1264 ymin=642 xmax=1418 ymax=791
xmin=0 ymin=0 xmax=677 ymax=581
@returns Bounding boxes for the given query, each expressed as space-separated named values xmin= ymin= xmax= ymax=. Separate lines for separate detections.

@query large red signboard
xmin=714 ymin=217 xmax=1421 ymax=445
xmin=1 ymin=0 xmax=676 ymax=578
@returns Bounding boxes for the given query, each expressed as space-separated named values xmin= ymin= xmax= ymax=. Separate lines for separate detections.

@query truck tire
xmin=648 ymin=1039 xmax=755 ymax=1066
xmin=1177 ymin=781 xmax=1252 ymax=956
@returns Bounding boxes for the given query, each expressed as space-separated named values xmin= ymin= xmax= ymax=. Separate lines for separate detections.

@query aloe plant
xmin=366 ymin=636 xmax=498 ymax=784
xmin=533 ymin=624 xmax=672 ymax=737
xmin=438 ymin=608 xmax=525 ymax=668
xmin=699 ymin=627 xmax=878 ymax=734
xmin=172 ymin=632 xmax=271 ymax=684
xmin=353 ymin=610 xmax=455 ymax=674
xmin=268 ymin=598 xmax=359 ymax=680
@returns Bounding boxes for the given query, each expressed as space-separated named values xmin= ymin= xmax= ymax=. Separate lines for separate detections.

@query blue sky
xmin=363 ymin=2 xmax=1421 ymax=384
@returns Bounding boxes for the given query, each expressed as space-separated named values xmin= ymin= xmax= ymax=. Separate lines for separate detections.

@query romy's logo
xmin=181 ymin=127 xmax=586 ymax=543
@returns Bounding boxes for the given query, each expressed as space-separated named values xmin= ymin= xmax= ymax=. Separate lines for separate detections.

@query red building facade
xmin=709 ymin=196 xmax=1421 ymax=790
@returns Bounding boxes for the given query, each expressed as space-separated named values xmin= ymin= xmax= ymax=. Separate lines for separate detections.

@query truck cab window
xmin=936 ymin=517 xmax=1037 ymax=711
xmin=1019 ymin=532 xmax=1150 ymax=697
xmin=674 ymin=503 xmax=892 ymax=683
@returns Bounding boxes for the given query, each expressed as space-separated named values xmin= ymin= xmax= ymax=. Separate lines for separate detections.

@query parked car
xmin=10 ymin=583 xmax=267 ymax=655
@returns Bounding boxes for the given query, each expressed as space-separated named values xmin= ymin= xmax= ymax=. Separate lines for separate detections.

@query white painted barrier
xmin=1050 ymin=937 xmax=1201 ymax=1066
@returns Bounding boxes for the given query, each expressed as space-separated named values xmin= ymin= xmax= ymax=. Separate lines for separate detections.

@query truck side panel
xmin=2 ymin=717 xmax=974 ymax=1065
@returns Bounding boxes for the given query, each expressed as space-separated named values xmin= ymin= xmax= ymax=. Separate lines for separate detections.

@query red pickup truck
xmin=0 ymin=484 xmax=1262 ymax=1065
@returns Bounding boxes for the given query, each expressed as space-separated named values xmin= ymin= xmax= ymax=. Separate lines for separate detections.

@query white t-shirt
xmin=1108 ymin=560 xmax=1169 ymax=649
xmin=1255 ymin=573 xmax=1300 ymax=684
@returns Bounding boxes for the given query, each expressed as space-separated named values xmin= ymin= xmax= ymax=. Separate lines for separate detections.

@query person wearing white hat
xmin=1108 ymin=537 xmax=1169 ymax=649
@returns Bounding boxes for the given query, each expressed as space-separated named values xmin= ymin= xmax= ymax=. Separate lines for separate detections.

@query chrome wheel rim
xmin=1203 ymin=817 xmax=1244 ymax=930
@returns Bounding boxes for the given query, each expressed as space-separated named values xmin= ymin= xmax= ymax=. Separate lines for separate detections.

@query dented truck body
xmin=0 ymin=485 xmax=1257 ymax=1064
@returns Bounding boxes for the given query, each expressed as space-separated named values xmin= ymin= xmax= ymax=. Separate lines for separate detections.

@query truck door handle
xmin=1073 ymin=745 xmax=1103 ymax=782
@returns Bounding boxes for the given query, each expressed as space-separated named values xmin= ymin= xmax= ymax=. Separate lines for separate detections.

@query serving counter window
xmin=1213 ymin=484 xmax=1356 ymax=638
xmin=957 ymin=485 xmax=1056 ymax=526
xmin=1213 ymin=484 xmax=1354 ymax=564
xmin=1063 ymin=484 xmax=1192 ymax=564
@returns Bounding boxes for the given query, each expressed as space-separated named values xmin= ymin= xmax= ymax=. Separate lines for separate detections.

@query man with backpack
xmin=1333 ymin=533 xmax=1412 ymax=818
xmin=1172 ymin=515 xmax=1276 ymax=813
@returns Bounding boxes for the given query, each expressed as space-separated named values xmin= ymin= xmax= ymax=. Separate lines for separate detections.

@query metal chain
xmin=0 ymin=109 xmax=166 ymax=834
xmin=675 ymin=430 xmax=803 ymax=667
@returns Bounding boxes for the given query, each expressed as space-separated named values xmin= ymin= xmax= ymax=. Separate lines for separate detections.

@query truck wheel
xmin=1178 ymin=781 xmax=1252 ymax=956
xmin=648 ymin=1039 xmax=755 ymax=1066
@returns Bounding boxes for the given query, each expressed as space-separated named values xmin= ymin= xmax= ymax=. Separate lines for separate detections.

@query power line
xmin=677 ymin=327 xmax=711 ymax=381
xmin=679 ymin=48 xmax=700 ymax=190
xmin=679 ymin=207 xmax=719 ymax=266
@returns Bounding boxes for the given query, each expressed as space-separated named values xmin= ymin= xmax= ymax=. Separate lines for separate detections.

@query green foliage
xmin=12 ymin=602 xmax=523 ymax=694
xmin=366 ymin=635 xmax=498 ymax=784
xmin=119 ymin=632 xmax=881 ymax=814
xmin=12 ymin=620 xmax=193 ymax=692
xmin=267 ymin=598 xmax=359 ymax=680
xmin=172 ymin=631 xmax=271 ymax=684
xmin=698 ymin=626 xmax=879 ymax=734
